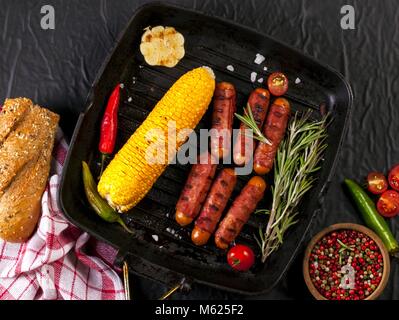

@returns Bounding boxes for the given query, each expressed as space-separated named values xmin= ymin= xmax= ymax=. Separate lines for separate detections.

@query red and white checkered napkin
xmin=0 ymin=129 xmax=125 ymax=300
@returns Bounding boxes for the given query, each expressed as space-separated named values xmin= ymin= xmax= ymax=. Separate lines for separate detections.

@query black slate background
xmin=1 ymin=0 xmax=398 ymax=300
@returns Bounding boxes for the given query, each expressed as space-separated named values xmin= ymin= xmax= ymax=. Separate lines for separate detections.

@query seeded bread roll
xmin=0 ymin=98 xmax=59 ymax=242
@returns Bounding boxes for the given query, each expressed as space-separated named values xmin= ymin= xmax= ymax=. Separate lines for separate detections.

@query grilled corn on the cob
xmin=98 ymin=66 xmax=216 ymax=212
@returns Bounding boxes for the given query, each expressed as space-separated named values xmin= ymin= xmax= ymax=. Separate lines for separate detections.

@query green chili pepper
xmin=82 ymin=161 xmax=133 ymax=234
xmin=345 ymin=178 xmax=398 ymax=254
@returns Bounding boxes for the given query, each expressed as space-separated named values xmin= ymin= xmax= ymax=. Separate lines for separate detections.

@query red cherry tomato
xmin=388 ymin=164 xmax=399 ymax=191
xmin=366 ymin=172 xmax=388 ymax=194
xmin=377 ymin=190 xmax=399 ymax=218
xmin=227 ymin=244 xmax=255 ymax=271
xmin=267 ymin=72 xmax=288 ymax=96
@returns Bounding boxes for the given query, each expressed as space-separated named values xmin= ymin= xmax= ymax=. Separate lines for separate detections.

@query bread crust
xmin=0 ymin=98 xmax=59 ymax=242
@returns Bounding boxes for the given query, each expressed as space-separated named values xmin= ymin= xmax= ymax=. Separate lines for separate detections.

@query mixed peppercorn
xmin=309 ymin=229 xmax=383 ymax=300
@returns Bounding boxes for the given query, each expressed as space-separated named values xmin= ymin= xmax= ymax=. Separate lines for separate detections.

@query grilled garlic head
xmin=140 ymin=26 xmax=185 ymax=68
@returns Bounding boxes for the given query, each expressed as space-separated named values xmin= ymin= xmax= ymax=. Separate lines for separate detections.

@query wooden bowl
xmin=303 ymin=223 xmax=390 ymax=300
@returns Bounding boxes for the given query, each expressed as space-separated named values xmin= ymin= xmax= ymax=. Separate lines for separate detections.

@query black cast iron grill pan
xmin=59 ymin=2 xmax=352 ymax=295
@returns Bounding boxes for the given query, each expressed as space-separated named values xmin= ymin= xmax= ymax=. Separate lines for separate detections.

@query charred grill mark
xmin=199 ymin=216 xmax=212 ymax=223
xmin=235 ymin=218 xmax=246 ymax=225
xmin=220 ymin=180 xmax=228 ymax=187
xmin=215 ymin=192 xmax=224 ymax=200
xmin=212 ymin=117 xmax=221 ymax=126
xmin=254 ymin=104 xmax=264 ymax=114
xmin=209 ymin=204 xmax=219 ymax=211
xmin=256 ymin=92 xmax=267 ymax=100
xmin=267 ymin=123 xmax=281 ymax=131
xmin=190 ymin=171 xmax=199 ymax=178
xmin=220 ymin=237 xmax=231 ymax=245
xmin=271 ymin=107 xmax=284 ymax=118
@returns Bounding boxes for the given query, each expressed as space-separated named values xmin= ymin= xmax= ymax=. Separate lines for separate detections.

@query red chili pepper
xmin=99 ymin=83 xmax=121 ymax=177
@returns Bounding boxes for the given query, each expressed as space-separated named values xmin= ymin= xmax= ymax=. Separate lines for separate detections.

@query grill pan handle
xmin=115 ymin=251 xmax=193 ymax=299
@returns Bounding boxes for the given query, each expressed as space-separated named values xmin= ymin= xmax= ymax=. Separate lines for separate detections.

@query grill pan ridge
xmin=59 ymin=2 xmax=353 ymax=295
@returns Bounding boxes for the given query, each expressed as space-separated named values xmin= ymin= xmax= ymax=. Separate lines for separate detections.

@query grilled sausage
xmin=215 ymin=176 xmax=266 ymax=249
xmin=191 ymin=168 xmax=237 ymax=246
xmin=253 ymin=98 xmax=290 ymax=175
xmin=210 ymin=82 xmax=236 ymax=159
xmin=175 ymin=152 xmax=217 ymax=226
xmin=233 ymin=88 xmax=270 ymax=166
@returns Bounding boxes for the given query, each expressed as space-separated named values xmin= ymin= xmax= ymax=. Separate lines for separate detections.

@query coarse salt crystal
xmin=257 ymin=77 xmax=264 ymax=83
xmin=250 ymin=72 xmax=257 ymax=83
xmin=226 ymin=65 xmax=234 ymax=72
xmin=254 ymin=53 xmax=265 ymax=65
xmin=120 ymin=83 xmax=125 ymax=89
xmin=127 ymin=97 xmax=132 ymax=102
xmin=152 ymin=235 xmax=159 ymax=242
xmin=263 ymin=66 xmax=268 ymax=71
xmin=295 ymin=77 xmax=301 ymax=84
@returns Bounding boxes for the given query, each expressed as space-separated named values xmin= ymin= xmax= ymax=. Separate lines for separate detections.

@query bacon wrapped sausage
xmin=191 ymin=168 xmax=237 ymax=246
xmin=215 ymin=176 xmax=266 ymax=249
xmin=210 ymin=82 xmax=236 ymax=159
xmin=253 ymin=98 xmax=290 ymax=175
xmin=233 ymin=88 xmax=270 ymax=166
xmin=175 ymin=152 xmax=217 ymax=226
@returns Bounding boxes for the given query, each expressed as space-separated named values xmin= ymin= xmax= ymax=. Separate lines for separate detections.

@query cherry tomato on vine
xmin=227 ymin=244 xmax=255 ymax=271
xmin=388 ymin=164 xmax=399 ymax=191
xmin=366 ymin=172 xmax=388 ymax=195
xmin=377 ymin=190 xmax=399 ymax=218
xmin=267 ymin=72 xmax=288 ymax=96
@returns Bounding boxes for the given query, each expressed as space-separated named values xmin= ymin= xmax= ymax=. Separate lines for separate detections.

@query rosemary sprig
xmin=337 ymin=239 xmax=355 ymax=251
xmin=235 ymin=104 xmax=272 ymax=145
xmin=256 ymin=111 xmax=329 ymax=263
xmin=337 ymin=239 xmax=355 ymax=265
